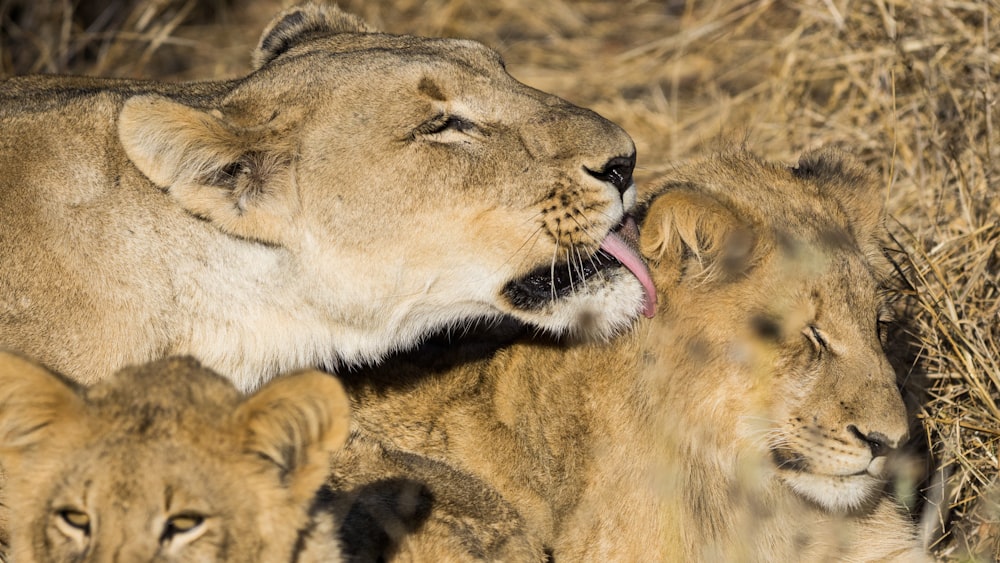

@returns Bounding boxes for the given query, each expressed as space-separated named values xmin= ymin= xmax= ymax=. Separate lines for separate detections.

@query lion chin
xmin=501 ymin=215 xmax=657 ymax=340
xmin=779 ymin=468 xmax=886 ymax=512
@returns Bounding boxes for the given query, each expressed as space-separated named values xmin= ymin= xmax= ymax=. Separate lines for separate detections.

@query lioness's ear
xmin=118 ymin=95 xmax=297 ymax=244
xmin=0 ymin=352 xmax=84 ymax=456
xmin=234 ymin=370 xmax=351 ymax=505
xmin=640 ymin=185 xmax=758 ymax=288
xmin=254 ymin=2 xmax=375 ymax=69
xmin=791 ymin=148 xmax=884 ymax=240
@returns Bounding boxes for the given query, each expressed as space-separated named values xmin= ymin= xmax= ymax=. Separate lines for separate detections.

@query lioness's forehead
xmin=278 ymin=32 xmax=505 ymax=74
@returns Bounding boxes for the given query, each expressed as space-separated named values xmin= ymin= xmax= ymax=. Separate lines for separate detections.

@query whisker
xmin=550 ymin=242 xmax=560 ymax=303
xmin=503 ymin=222 xmax=545 ymax=277
xmin=738 ymin=415 xmax=790 ymax=451
xmin=572 ymin=244 xmax=589 ymax=294
xmin=570 ymin=214 xmax=609 ymax=287
xmin=563 ymin=235 xmax=578 ymax=296
xmin=571 ymin=211 xmax=609 ymax=246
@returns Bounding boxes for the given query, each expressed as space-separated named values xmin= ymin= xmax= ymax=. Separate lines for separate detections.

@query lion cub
xmin=341 ymin=149 xmax=931 ymax=561
xmin=0 ymin=354 xmax=348 ymax=562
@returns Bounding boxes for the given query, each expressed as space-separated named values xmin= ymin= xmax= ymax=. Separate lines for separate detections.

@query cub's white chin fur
xmin=780 ymin=470 xmax=883 ymax=512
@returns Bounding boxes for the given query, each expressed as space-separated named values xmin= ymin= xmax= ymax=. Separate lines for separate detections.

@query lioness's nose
xmin=586 ymin=154 xmax=636 ymax=196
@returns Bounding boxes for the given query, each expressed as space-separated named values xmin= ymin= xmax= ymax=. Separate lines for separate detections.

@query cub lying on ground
xmin=0 ymin=353 xmax=349 ymax=562
xmin=342 ymin=149 xmax=930 ymax=561
xmin=0 ymin=2 xmax=654 ymax=391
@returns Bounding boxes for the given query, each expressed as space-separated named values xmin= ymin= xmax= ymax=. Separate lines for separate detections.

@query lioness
xmin=0 ymin=2 xmax=654 ymax=391
xmin=0 ymin=353 xmax=349 ymax=562
xmin=340 ymin=149 xmax=930 ymax=561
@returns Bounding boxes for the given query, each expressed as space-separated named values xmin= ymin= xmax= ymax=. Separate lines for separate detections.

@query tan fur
xmin=0 ymin=2 xmax=645 ymax=392
xmin=325 ymin=436 xmax=547 ymax=562
xmin=339 ymin=149 xmax=931 ymax=561
xmin=0 ymin=353 xmax=349 ymax=562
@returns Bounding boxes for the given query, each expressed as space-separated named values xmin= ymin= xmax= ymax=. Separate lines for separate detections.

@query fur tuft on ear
xmin=234 ymin=370 xmax=351 ymax=505
xmin=640 ymin=184 xmax=758 ymax=288
xmin=0 ymin=352 xmax=83 ymax=456
xmin=254 ymin=2 xmax=375 ymax=69
xmin=119 ymin=95 xmax=244 ymax=189
xmin=118 ymin=95 xmax=297 ymax=244
xmin=791 ymin=148 xmax=884 ymax=240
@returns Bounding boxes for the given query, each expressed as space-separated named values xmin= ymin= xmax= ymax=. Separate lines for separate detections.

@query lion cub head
xmin=641 ymin=148 xmax=908 ymax=512
xmin=117 ymin=2 xmax=654 ymax=353
xmin=0 ymin=354 xmax=348 ymax=562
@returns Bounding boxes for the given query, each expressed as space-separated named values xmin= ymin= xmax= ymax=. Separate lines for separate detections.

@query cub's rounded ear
xmin=118 ymin=95 xmax=298 ymax=245
xmin=640 ymin=184 xmax=758 ymax=289
xmin=0 ymin=351 xmax=84 ymax=456
xmin=254 ymin=2 xmax=375 ymax=69
xmin=791 ymin=148 xmax=884 ymax=239
xmin=233 ymin=370 xmax=351 ymax=506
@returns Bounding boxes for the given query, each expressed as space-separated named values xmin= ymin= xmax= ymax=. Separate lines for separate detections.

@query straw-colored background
xmin=2 ymin=0 xmax=997 ymax=558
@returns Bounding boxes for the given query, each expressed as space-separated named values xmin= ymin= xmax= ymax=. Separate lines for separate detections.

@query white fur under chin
xmin=182 ymin=272 xmax=646 ymax=393
xmin=780 ymin=470 xmax=883 ymax=512
xmin=174 ymin=236 xmax=645 ymax=391
xmin=183 ymin=300 xmax=504 ymax=393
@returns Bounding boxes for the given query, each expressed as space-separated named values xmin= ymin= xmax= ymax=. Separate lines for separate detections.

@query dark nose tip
xmin=586 ymin=154 xmax=636 ymax=196
xmin=848 ymin=425 xmax=896 ymax=458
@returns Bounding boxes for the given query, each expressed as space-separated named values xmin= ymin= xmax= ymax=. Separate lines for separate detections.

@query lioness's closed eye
xmin=0 ymin=353 xmax=349 ymax=563
xmin=0 ymin=1 xmax=654 ymax=391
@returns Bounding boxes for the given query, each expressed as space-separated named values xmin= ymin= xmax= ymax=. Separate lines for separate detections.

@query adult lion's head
xmin=118 ymin=3 xmax=655 ymax=341
xmin=0 ymin=3 xmax=653 ymax=388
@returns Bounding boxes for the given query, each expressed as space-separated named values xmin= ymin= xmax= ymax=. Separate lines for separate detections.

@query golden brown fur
xmin=338 ymin=149 xmax=931 ymax=561
xmin=0 ymin=2 xmax=650 ymax=392
xmin=0 ymin=353 xmax=349 ymax=563
xmin=325 ymin=436 xmax=546 ymax=562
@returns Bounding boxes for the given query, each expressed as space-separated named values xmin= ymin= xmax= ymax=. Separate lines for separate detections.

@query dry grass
xmin=2 ymin=0 xmax=997 ymax=558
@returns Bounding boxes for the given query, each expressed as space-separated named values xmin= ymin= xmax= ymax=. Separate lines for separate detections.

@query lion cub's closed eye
xmin=0 ymin=353 xmax=349 ymax=563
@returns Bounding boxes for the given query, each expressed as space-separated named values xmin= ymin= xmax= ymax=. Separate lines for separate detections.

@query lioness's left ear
xmin=254 ymin=2 xmax=375 ymax=69
xmin=118 ymin=95 xmax=297 ymax=244
xmin=791 ymin=148 xmax=884 ymax=240
xmin=233 ymin=370 xmax=351 ymax=506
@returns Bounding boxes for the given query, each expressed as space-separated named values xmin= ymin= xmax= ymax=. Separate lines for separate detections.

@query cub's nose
xmin=848 ymin=424 xmax=904 ymax=458
xmin=586 ymin=154 xmax=636 ymax=197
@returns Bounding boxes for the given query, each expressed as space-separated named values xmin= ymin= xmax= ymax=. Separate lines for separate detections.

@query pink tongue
xmin=600 ymin=231 xmax=657 ymax=318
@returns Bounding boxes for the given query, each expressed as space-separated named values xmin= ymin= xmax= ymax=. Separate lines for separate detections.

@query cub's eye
xmin=55 ymin=508 xmax=91 ymax=541
xmin=416 ymin=114 xmax=476 ymax=136
xmin=59 ymin=509 xmax=91 ymax=532
xmin=803 ymin=325 xmax=828 ymax=353
xmin=161 ymin=513 xmax=205 ymax=543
